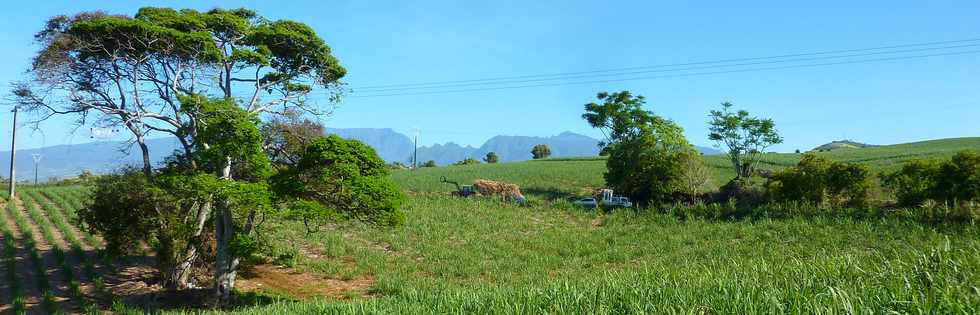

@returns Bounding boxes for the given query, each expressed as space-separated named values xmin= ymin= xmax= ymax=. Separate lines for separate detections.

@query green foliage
xmin=582 ymin=91 xmax=692 ymax=204
xmin=454 ymin=158 xmax=482 ymax=166
xmin=530 ymin=145 xmax=551 ymax=159
xmin=708 ymin=102 xmax=783 ymax=179
xmin=78 ymin=168 xmax=160 ymax=256
xmin=935 ymin=151 xmax=980 ymax=203
xmin=483 ymin=152 xmax=499 ymax=164
xmin=271 ymin=135 xmax=405 ymax=227
xmin=676 ymin=150 xmax=714 ymax=197
xmin=768 ymin=153 xmax=873 ymax=207
xmin=246 ymin=20 xmax=346 ymax=84
xmin=179 ymin=94 xmax=271 ymax=180
xmin=422 ymin=160 xmax=437 ymax=168
xmin=884 ymin=151 xmax=980 ymax=207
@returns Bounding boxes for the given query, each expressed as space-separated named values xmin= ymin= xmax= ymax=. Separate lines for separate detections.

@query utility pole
xmin=412 ymin=128 xmax=419 ymax=170
xmin=31 ymin=153 xmax=42 ymax=185
xmin=8 ymin=106 xmax=17 ymax=198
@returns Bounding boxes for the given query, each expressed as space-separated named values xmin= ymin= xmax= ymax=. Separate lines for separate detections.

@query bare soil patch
xmin=236 ymin=264 xmax=375 ymax=300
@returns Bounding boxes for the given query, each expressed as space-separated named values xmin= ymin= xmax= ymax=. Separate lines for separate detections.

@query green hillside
xmin=392 ymin=137 xmax=980 ymax=198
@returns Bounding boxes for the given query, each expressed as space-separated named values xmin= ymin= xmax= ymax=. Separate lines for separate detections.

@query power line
xmin=351 ymin=37 xmax=980 ymax=91
xmin=348 ymin=49 xmax=980 ymax=98
xmin=352 ymin=43 xmax=980 ymax=93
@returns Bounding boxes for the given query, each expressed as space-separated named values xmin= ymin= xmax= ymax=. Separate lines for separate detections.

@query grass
xmin=167 ymin=196 xmax=980 ymax=314
xmin=15 ymin=137 xmax=980 ymax=314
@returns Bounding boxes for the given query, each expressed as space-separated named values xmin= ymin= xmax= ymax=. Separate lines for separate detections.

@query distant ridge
xmin=812 ymin=140 xmax=877 ymax=151
xmin=1 ymin=128 xmax=720 ymax=180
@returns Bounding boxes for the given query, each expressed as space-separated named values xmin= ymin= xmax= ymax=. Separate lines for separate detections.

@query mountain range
xmin=0 ymin=128 xmax=720 ymax=180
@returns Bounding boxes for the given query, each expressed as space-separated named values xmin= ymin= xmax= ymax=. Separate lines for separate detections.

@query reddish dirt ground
xmin=236 ymin=264 xmax=375 ymax=300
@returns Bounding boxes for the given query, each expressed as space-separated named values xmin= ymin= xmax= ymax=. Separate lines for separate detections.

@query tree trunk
xmin=729 ymin=152 xmax=743 ymax=180
xmin=214 ymin=202 xmax=237 ymax=302
xmin=173 ymin=200 xmax=212 ymax=289
xmin=214 ymin=157 xmax=236 ymax=302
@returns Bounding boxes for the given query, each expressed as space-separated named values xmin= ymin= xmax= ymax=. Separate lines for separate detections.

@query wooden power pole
xmin=8 ymin=106 xmax=17 ymax=198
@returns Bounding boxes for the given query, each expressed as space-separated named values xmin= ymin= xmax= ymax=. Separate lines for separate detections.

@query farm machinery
xmin=440 ymin=176 xmax=526 ymax=203
xmin=441 ymin=176 xmax=477 ymax=197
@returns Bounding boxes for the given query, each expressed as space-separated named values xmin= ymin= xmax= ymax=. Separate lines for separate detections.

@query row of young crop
xmin=25 ymin=189 xmax=109 ymax=312
xmin=0 ymin=187 xmax=106 ymax=314
xmin=4 ymin=193 xmax=59 ymax=313
xmin=1 ymin=201 xmax=27 ymax=314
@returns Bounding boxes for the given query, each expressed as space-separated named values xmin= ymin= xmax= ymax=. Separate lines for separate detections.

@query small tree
xmin=484 ymin=152 xmax=499 ymax=163
xmin=422 ymin=160 xmax=437 ymax=167
xmin=677 ymin=151 xmax=714 ymax=199
xmin=708 ymin=102 xmax=783 ymax=180
xmin=583 ymin=91 xmax=693 ymax=204
xmin=531 ymin=144 xmax=551 ymax=159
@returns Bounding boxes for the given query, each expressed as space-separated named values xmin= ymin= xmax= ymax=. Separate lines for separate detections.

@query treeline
xmin=581 ymin=91 xmax=979 ymax=224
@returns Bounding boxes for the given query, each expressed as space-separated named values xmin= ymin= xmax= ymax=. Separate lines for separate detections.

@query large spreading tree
xmin=13 ymin=7 xmax=401 ymax=302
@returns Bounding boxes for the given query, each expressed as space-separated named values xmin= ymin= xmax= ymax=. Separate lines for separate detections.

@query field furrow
xmin=0 ymin=200 xmax=17 ymax=314
xmin=0 ymin=198 xmax=42 ymax=314
xmin=13 ymin=194 xmax=80 ymax=313
xmin=25 ymin=190 xmax=104 ymax=312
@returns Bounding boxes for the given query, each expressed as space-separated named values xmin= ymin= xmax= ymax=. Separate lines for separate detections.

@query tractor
xmin=441 ymin=176 xmax=476 ymax=197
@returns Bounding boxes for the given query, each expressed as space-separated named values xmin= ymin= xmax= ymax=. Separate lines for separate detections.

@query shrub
xmin=271 ymin=135 xmax=406 ymax=228
xmin=826 ymin=161 xmax=873 ymax=207
xmin=935 ymin=151 xmax=980 ymax=203
xmin=884 ymin=151 xmax=980 ymax=207
xmin=453 ymin=158 xmax=481 ymax=166
xmin=882 ymin=159 xmax=941 ymax=206
xmin=767 ymin=153 xmax=873 ymax=207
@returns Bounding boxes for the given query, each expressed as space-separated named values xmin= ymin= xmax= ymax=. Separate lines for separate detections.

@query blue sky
xmin=1 ymin=0 xmax=978 ymax=152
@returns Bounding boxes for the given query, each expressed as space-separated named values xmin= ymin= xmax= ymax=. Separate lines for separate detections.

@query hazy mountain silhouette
xmin=0 ymin=128 xmax=719 ymax=180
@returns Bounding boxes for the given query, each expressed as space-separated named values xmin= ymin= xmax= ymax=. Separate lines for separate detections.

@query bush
xmin=271 ymin=135 xmax=406 ymax=228
xmin=882 ymin=159 xmax=941 ymax=206
xmin=604 ymin=137 xmax=689 ymax=205
xmin=767 ymin=153 xmax=873 ymax=207
xmin=884 ymin=150 xmax=980 ymax=207
xmin=935 ymin=151 xmax=980 ymax=203
xmin=453 ymin=158 xmax=481 ymax=166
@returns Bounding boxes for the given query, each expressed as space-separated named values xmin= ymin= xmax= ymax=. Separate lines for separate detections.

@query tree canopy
xmin=708 ymin=102 xmax=783 ymax=180
xmin=583 ymin=91 xmax=694 ymax=204
xmin=14 ymin=6 xmax=366 ymax=302
xmin=531 ymin=145 xmax=551 ymax=159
